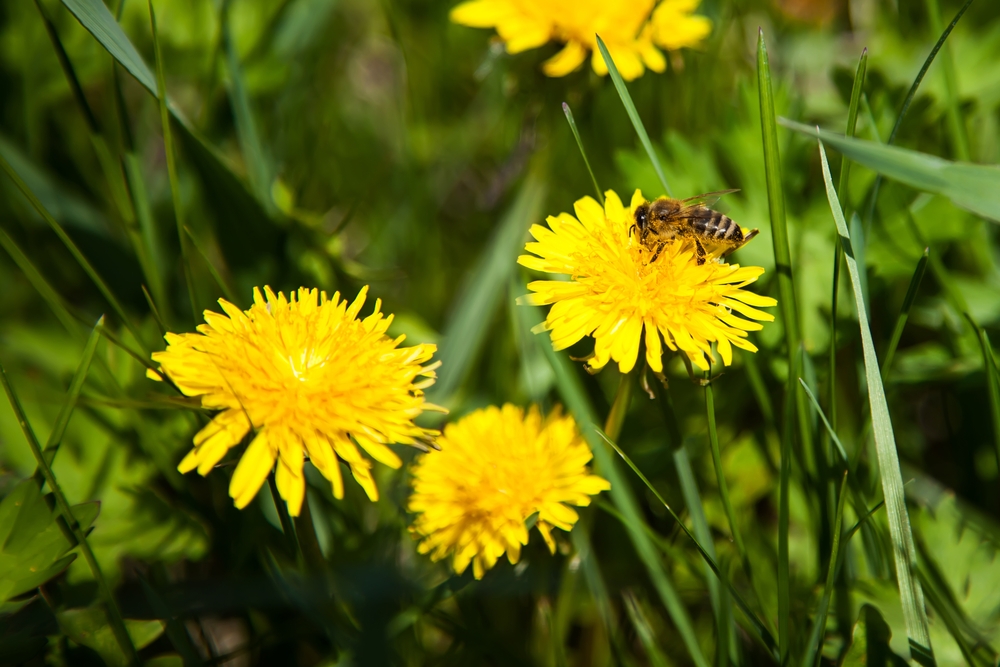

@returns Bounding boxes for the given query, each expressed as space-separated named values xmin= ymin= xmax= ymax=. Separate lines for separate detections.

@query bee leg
xmin=695 ymin=239 xmax=706 ymax=266
xmin=650 ymin=241 xmax=666 ymax=264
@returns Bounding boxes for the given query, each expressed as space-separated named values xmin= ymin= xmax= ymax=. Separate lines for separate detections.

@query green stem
xmin=148 ymin=0 xmax=198 ymax=323
xmin=866 ymin=0 xmax=974 ymax=223
xmin=0 ymin=152 xmax=149 ymax=353
xmin=881 ymin=249 xmax=930 ymax=383
xmin=562 ymin=102 xmax=603 ymax=205
xmin=268 ymin=476 xmax=300 ymax=562
xmin=294 ymin=492 xmax=327 ymax=573
xmin=971 ymin=323 xmax=1000 ymax=474
xmin=925 ymin=0 xmax=970 ymax=161
xmin=704 ymin=376 xmax=751 ymax=586
xmin=0 ymin=361 xmax=139 ymax=666
xmin=658 ymin=385 xmax=738 ymax=662
xmin=758 ymin=33 xmax=802 ymax=661
xmin=604 ymin=372 xmax=632 ymax=441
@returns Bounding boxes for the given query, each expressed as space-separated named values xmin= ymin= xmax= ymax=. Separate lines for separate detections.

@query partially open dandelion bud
xmin=408 ymin=404 xmax=609 ymax=579
xmin=150 ymin=286 xmax=441 ymax=517
xmin=518 ymin=190 xmax=777 ymax=374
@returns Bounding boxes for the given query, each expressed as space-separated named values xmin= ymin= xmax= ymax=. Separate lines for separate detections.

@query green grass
xmin=1 ymin=0 xmax=999 ymax=664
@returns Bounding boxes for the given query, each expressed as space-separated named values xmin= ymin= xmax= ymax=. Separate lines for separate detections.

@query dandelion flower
xmin=408 ymin=404 xmax=609 ymax=579
xmin=450 ymin=0 xmax=712 ymax=80
xmin=518 ymin=190 xmax=777 ymax=374
xmin=149 ymin=286 xmax=440 ymax=517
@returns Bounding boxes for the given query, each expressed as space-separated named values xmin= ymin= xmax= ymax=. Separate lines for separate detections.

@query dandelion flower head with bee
xmin=519 ymin=189 xmax=777 ymax=375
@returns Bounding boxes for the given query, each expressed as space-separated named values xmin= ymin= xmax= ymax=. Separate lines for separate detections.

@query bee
xmin=632 ymin=189 xmax=758 ymax=265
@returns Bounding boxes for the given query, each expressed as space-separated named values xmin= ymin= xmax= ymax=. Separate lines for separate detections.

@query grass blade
xmin=829 ymin=48 xmax=867 ymax=453
xmin=798 ymin=379 xmax=848 ymax=463
xmin=623 ymin=592 xmax=670 ymax=667
xmin=700 ymin=385 xmax=736 ymax=666
xmin=971 ymin=323 xmax=1000 ymax=473
xmin=536 ymin=342 xmax=709 ymax=667
xmin=431 ymin=174 xmax=546 ymax=406
xmin=818 ymin=138 xmax=933 ymax=663
xmin=61 ymin=0 xmax=154 ymax=90
xmin=599 ymin=430 xmax=778 ymax=660
xmin=117 ymin=69 xmax=168 ymax=314
xmin=184 ymin=227 xmax=238 ymax=304
xmin=37 ymin=318 xmax=104 ymax=475
xmin=60 ymin=0 xmax=276 ymax=251
xmin=561 ymin=102 xmax=603 ymax=204
xmin=865 ymin=0 xmax=974 ymax=221
xmin=661 ymin=386 xmax=747 ymax=653
xmin=837 ymin=49 xmax=868 ymax=212
xmin=757 ymin=31 xmax=801 ymax=352
xmin=569 ymin=524 xmax=618 ymax=654
xmin=924 ymin=0 xmax=971 ymax=161
xmin=33 ymin=0 xmax=99 ymax=133
xmin=801 ymin=471 xmax=849 ymax=667
xmin=781 ymin=120 xmax=1000 ymax=223
xmin=757 ymin=30 xmax=800 ymax=662
xmin=223 ymin=12 xmax=273 ymax=210
xmin=0 ymin=359 xmax=140 ymax=666
xmin=0 ymin=152 xmax=148 ymax=353
xmin=704 ymin=377 xmax=757 ymax=616
xmin=148 ymin=0 xmax=198 ymax=323
xmin=0 ymin=226 xmax=160 ymax=378
xmin=0 ymin=226 xmax=80 ymax=335
xmin=139 ymin=575 xmax=204 ymax=666
xmin=887 ymin=0 xmax=973 ymax=151
xmin=34 ymin=0 xmax=167 ymax=314
xmin=595 ymin=36 xmax=671 ymax=197
xmin=880 ymin=249 xmax=929 ymax=382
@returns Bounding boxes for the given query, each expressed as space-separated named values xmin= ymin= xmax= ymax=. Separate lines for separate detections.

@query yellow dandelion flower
xmin=450 ymin=0 xmax=711 ymax=81
xmin=408 ymin=404 xmax=609 ymax=580
xmin=149 ymin=286 xmax=440 ymax=517
xmin=646 ymin=0 xmax=713 ymax=51
xmin=517 ymin=190 xmax=777 ymax=374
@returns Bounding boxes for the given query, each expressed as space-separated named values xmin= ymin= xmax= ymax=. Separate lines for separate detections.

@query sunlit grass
xmin=1 ymin=0 xmax=999 ymax=665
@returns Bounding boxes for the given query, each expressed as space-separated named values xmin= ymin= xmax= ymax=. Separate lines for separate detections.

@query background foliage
xmin=1 ymin=0 xmax=999 ymax=664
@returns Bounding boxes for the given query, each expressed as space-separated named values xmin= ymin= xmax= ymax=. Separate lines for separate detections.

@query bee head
xmin=633 ymin=202 xmax=650 ymax=235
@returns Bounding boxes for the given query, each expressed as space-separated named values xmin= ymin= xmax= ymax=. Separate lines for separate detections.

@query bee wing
xmin=677 ymin=188 xmax=740 ymax=211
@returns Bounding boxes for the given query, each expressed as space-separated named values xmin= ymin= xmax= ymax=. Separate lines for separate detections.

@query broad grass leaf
xmin=842 ymin=604 xmax=909 ymax=667
xmin=57 ymin=607 xmax=165 ymax=667
xmin=0 ymin=480 xmax=101 ymax=604
xmin=782 ymin=120 xmax=1000 ymax=223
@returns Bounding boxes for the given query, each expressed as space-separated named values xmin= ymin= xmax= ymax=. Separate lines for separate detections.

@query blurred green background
xmin=1 ymin=0 xmax=999 ymax=664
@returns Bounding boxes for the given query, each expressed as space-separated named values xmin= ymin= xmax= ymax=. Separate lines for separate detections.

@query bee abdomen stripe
xmin=716 ymin=216 xmax=735 ymax=239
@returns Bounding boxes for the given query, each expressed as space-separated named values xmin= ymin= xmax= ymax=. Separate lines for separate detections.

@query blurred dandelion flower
xmin=408 ymin=404 xmax=609 ymax=579
xmin=150 ymin=286 xmax=440 ymax=516
xmin=449 ymin=0 xmax=711 ymax=80
xmin=518 ymin=190 xmax=776 ymax=374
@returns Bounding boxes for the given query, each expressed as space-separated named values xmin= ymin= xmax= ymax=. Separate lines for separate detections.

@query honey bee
xmin=632 ymin=189 xmax=759 ymax=265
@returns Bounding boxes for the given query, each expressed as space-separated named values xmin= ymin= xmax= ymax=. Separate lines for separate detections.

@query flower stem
xmin=704 ymin=376 xmax=752 ymax=587
xmin=294 ymin=491 xmax=327 ymax=573
xmin=604 ymin=372 xmax=632 ymax=441
xmin=657 ymin=384 xmax=737 ymax=662
xmin=268 ymin=476 xmax=300 ymax=561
